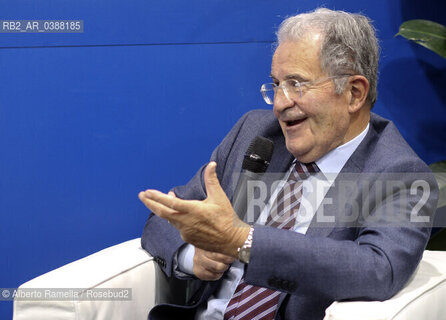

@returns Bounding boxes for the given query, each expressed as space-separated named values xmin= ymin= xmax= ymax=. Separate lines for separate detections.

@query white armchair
xmin=13 ymin=238 xmax=446 ymax=320
xmin=13 ymin=239 xmax=155 ymax=320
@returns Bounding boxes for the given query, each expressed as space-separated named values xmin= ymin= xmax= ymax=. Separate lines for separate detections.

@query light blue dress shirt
xmin=176 ymin=124 xmax=369 ymax=319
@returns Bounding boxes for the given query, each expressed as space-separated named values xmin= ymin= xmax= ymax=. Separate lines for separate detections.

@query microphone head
xmin=242 ymin=136 xmax=274 ymax=173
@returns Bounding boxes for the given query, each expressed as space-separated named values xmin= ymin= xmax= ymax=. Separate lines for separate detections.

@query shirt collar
xmin=315 ymin=123 xmax=369 ymax=177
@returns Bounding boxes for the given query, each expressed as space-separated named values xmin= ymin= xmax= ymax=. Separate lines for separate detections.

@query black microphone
xmin=232 ymin=136 xmax=274 ymax=222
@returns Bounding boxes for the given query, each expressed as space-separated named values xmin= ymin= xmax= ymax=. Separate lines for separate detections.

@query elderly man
xmin=139 ymin=8 xmax=438 ymax=320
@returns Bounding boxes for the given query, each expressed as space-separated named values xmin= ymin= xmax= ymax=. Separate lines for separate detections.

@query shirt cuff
xmin=173 ymin=243 xmax=195 ymax=278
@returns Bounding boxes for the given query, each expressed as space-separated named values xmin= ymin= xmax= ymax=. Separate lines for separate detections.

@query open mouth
xmin=286 ymin=118 xmax=307 ymax=127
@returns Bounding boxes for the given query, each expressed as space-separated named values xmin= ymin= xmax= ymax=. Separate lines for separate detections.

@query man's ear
xmin=348 ymin=75 xmax=369 ymax=112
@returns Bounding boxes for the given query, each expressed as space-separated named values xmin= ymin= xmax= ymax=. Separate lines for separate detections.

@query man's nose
xmin=273 ymin=87 xmax=294 ymax=111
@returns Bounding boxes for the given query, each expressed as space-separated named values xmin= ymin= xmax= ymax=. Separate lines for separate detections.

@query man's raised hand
xmin=138 ymin=162 xmax=250 ymax=258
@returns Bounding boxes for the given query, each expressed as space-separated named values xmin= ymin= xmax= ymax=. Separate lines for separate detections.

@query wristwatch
xmin=238 ymin=226 xmax=254 ymax=264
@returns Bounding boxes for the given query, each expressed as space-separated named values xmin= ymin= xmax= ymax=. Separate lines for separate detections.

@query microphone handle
xmin=232 ymin=169 xmax=263 ymax=222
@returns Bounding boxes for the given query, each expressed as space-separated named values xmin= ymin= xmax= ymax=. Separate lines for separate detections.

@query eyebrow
xmin=269 ymin=73 xmax=308 ymax=82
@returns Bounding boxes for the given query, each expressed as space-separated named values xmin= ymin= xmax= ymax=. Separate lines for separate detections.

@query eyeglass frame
xmin=260 ymin=74 xmax=353 ymax=105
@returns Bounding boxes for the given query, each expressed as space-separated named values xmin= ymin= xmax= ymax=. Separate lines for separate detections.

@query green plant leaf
xmin=396 ymin=19 xmax=446 ymax=59
xmin=430 ymin=160 xmax=446 ymax=209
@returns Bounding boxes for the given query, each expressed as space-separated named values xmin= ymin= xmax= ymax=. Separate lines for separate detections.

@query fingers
xmin=203 ymin=162 xmax=226 ymax=203
xmin=193 ymin=248 xmax=234 ymax=281
xmin=138 ymin=191 xmax=180 ymax=219
xmin=168 ymin=191 xmax=176 ymax=198
xmin=204 ymin=251 xmax=235 ymax=265
xmin=202 ymin=256 xmax=231 ymax=274
xmin=140 ymin=189 xmax=196 ymax=215
xmin=193 ymin=266 xmax=223 ymax=281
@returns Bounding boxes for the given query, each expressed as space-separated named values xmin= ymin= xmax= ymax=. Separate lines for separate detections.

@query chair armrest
xmin=13 ymin=238 xmax=155 ymax=320
xmin=324 ymin=250 xmax=446 ymax=320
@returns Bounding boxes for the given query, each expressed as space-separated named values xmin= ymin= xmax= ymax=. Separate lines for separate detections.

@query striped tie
xmin=224 ymin=161 xmax=319 ymax=320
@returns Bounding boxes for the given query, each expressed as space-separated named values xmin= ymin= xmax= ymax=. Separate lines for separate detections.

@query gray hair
xmin=277 ymin=8 xmax=380 ymax=106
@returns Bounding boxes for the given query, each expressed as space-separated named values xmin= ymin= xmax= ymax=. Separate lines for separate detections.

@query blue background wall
xmin=1 ymin=1 xmax=445 ymax=318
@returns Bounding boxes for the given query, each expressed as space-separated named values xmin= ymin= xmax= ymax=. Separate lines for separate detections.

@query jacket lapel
xmin=306 ymin=118 xmax=379 ymax=238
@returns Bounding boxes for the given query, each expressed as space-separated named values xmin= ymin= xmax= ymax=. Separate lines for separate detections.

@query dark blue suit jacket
xmin=142 ymin=110 xmax=438 ymax=320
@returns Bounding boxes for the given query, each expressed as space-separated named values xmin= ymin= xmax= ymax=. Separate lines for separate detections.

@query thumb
xmin=204 ymin=161 xmax=225 ymax=202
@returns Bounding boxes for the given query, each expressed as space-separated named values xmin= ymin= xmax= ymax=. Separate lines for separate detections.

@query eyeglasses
xmin=260 ymin=74 xmax=352 ymax=105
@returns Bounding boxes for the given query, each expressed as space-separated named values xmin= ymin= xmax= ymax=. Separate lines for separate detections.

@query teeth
xmin=284 ymin=116 xmax=305 ymax=122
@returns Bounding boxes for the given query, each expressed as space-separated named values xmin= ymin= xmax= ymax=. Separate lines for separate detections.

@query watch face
xmin=239 ymin=247 xmax=250 ymax=264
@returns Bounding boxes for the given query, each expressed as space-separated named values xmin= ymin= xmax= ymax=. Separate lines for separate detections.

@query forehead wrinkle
xmin=271 ymin=41 xmax=323 ymax=82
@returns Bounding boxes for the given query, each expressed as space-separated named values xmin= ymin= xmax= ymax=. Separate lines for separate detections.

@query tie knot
xmin=290 ymin=161 xmax=319 ymax=181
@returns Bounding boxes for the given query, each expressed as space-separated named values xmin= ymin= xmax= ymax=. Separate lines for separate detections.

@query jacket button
xmin=154 ymin=256 xmax=166 ymax=268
